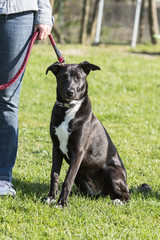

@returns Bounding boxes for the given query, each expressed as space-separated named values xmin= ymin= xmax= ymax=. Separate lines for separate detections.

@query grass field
xmin=0 ymin=43 xmax=160 ymax=239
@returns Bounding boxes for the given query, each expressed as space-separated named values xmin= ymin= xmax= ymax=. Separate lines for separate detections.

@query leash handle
xmin=0 ymin=30 xmax=65 ymax=90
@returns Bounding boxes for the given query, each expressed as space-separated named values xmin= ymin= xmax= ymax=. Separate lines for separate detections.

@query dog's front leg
xmin=47 ymin=146 xmax=63 ymax=203
xmin=57 ymin=150 xmax=84 ymax=207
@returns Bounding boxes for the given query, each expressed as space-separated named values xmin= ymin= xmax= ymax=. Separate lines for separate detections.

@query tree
xmin=80 ymin=0 xmax=99 ymax=44
xmin=50 ymin=0 xmax=66 ymax=43
xmin=80 ymin=0 xmax=91 ymax=43
xmin=148 ymin=0 xmax=159 ymax=44
xmin=139 ymin=0 xmax=145 ymax=43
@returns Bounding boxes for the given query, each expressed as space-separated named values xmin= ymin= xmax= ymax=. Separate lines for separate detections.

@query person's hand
xmin=34 ymin=24 xmax=52 ymax=40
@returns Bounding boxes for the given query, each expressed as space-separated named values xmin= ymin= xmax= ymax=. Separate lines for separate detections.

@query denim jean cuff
xmin=0 ymin=176 xmax=12 ymax=182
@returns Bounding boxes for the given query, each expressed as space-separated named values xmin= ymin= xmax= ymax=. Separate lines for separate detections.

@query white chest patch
xmin=54 ymin=99 xmax=83 ymax=158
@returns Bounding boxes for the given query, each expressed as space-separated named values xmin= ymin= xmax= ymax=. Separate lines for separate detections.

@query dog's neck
xmin=55 ymin=96 xmax=87 ymax=109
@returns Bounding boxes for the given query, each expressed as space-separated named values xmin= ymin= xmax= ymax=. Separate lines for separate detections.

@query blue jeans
xmin=0 ymin=12 xmax=34 ymax=182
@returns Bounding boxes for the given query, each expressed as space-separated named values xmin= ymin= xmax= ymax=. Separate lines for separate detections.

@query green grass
xmin=0 ymin=43 xmax=160 ymax=239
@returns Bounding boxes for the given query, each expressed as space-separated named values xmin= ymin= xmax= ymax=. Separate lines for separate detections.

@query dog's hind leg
xmin=102 ymin=165 xmax=130 ymax=202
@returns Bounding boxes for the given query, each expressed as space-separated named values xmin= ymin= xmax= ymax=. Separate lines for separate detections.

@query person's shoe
xmin=0 ymin=181 xmax=16 ymax=196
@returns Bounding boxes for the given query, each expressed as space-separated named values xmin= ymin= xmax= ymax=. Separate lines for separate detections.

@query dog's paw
xmin=44 ymin=196 xmax=56 ymax=205
xmin=112 ymin=199 xmax=124 ymax=206
xmin=57 ymin=198 xmax=68 ymax=207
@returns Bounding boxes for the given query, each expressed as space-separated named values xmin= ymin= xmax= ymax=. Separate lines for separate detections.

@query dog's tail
xmin=129 ymin=183 xmax=152 ymax=194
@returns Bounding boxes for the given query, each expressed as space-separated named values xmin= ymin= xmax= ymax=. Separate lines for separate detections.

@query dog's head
xmin=46 ymin=61 xmax=100 ymax=102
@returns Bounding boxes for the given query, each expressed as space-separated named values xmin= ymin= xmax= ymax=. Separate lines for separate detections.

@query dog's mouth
xmin=64 ymin=98 xmax=79 ymax=104
xmin=63 ymin=91 xmax=87 ymax=102
xmin=62 ymin=94 xmax=83 ymax=103
xmin=60 ymin=96 xmax=76 ymax=103
xmin=64 ymin=98 xmax=74 ymax=102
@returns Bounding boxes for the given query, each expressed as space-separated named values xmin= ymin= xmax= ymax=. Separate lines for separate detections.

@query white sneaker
xmin=0 ymin=181 xmax=16 ymax=196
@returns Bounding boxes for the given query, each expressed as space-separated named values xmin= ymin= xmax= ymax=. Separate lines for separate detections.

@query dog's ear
xmin=46 ymin=62 xmax=64 ymax=76
xmin=79 ymin=61 xmax=100 ymax=75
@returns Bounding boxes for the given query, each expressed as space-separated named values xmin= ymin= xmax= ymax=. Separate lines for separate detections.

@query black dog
xmin=46 ymin=61 xmax=130 ymax=206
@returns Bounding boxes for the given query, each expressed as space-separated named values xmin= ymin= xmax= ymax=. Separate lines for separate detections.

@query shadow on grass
xmin=12 ymin=179 xmax=160 ymax=202
xmin=13 ymin=178 xmax=49 ymax=199
xmin=131 ymin=51 xmax=160 ymax=57
xmin=93 ymin=41 xmax=129 ymax=46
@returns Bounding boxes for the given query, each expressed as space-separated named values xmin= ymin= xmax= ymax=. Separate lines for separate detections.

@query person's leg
xmin=0 ymin=12 xmax=34 ymax=185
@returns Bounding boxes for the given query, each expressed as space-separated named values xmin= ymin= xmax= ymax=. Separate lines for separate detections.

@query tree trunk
xmin=80 ymin=0 xmax=91 ymax=43
xmin=148 ymin=0 xmax=159 ymax=44
xmin=80 ymin=0 xmax=99 ymax=44
xmin=89 ymin=0 xmax=99 ymax=43
xmin=52 ymin=25 xmax=65 ymax=44
xmin=51 ymin=0 xmax=66 ymax=43
xmin=139 ymin=0 xmax=145 ymax=43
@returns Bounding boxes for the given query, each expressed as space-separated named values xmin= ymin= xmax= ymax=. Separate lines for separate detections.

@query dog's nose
xmin=66 ymin=89 xmax=74 ymax=97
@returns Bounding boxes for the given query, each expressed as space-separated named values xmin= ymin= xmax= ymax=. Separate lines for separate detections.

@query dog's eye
xmin=75 ymin=75 xmax=81 ymax=82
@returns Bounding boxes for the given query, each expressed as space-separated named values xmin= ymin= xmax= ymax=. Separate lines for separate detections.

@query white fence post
xmin=131 ymin=0 xmax=142 ymax=48
xmin=94 ymin=0 xmax=104 ymax=44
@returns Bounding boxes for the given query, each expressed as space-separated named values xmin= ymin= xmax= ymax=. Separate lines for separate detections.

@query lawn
xmin=0 ymin=42 xmax=160 ymax=239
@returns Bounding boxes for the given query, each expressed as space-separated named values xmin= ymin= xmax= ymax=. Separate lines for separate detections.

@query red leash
xmin=0 ymin=30 xmax=65 ymax=90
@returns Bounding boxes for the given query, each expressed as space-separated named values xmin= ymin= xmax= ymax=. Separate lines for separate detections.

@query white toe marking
xmin=112 ymin=199 xmax=124 ymax=206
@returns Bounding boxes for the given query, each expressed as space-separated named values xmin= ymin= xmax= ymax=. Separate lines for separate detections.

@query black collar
xmin=55 ymin=100 xmax=72 ymax=108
